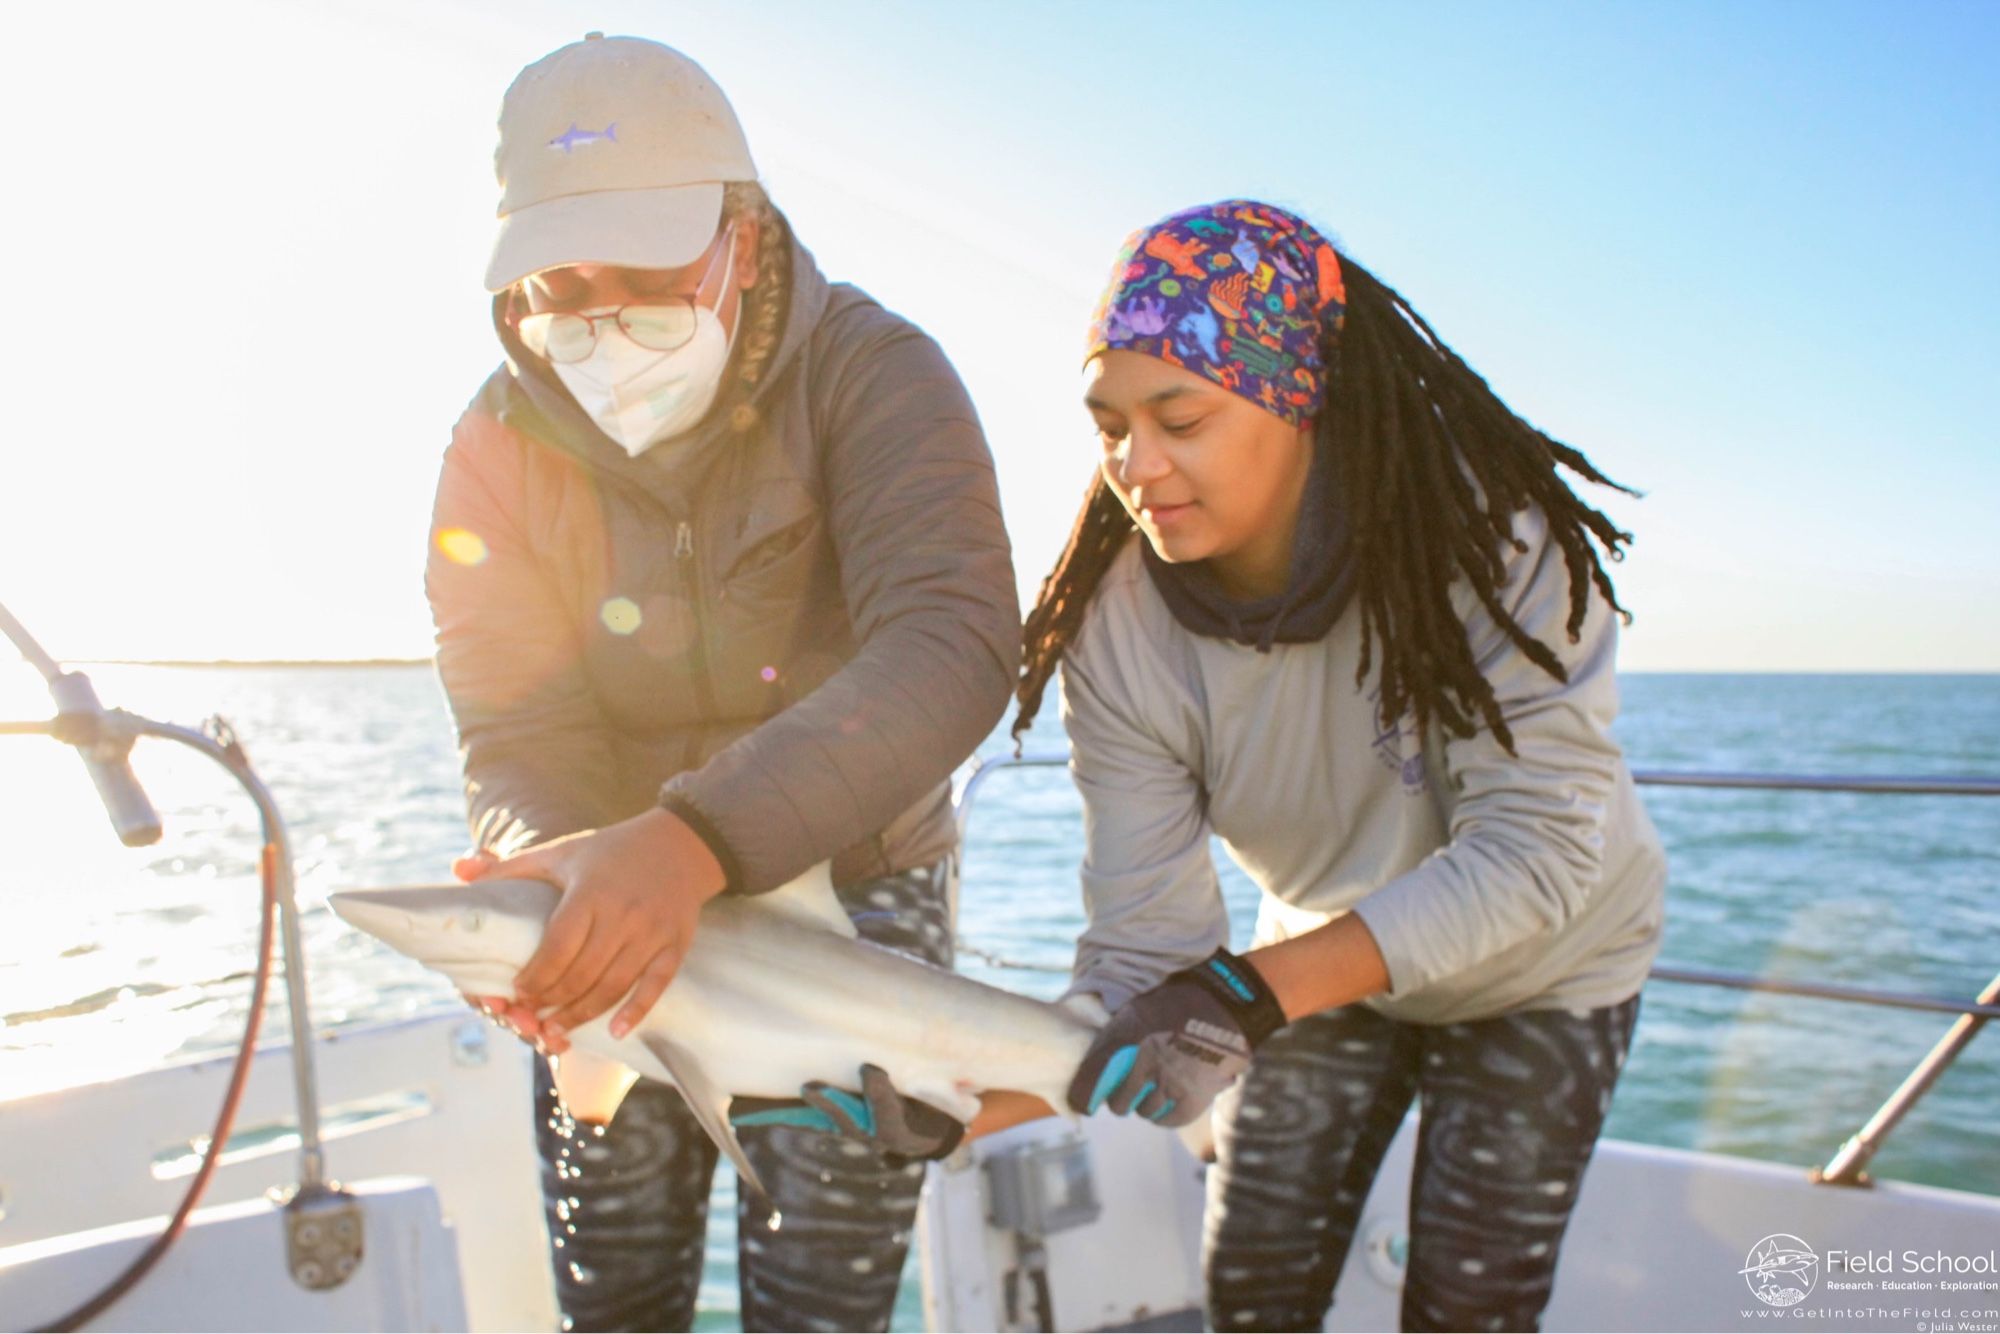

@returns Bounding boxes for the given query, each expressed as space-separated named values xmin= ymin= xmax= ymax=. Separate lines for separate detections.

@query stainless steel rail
xmin=1818 ymin=970 xmax=2000 ymax=1188
xmin=1 ymin=710 xmax=328 ymax=1189
xmin=952 ymin=750 xmax=1997 ymax=1187
xmin=1646 ymin=965 xmax=2000 ymax=1021
xmin=1632 ymin=770 xmax=2000 ymax=796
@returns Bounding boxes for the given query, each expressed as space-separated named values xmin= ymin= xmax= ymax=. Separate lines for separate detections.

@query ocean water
xmin=1 ymin=664 xmax=1995 ymax=1328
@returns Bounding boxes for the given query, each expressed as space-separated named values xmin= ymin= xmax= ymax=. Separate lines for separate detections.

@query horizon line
xmin=73 ymin=657 xmax=435 ymax=669
xmin=53 ymin=659 xmax=2000 ymax=677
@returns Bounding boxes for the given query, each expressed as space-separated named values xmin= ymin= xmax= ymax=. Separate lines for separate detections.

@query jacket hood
xmin=485 ymin=224 xmax=833 ymax=505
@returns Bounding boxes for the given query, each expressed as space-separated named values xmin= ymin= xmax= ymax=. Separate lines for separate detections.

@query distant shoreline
xmin=64 ymin=661 xmax=2000 ymax=676
xmin=78 ymin=658 xmax=434 ymax=669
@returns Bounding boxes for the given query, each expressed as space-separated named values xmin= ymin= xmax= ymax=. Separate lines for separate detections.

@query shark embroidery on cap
xmin=548 ymin=122 xmax=619 ymax=154
xmin=1087 ymin=200 xmax=1348 ymax=426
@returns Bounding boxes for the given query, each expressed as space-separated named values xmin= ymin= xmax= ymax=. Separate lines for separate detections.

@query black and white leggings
xmin=1205 ymin=992 xmax=1642 ymax=1332
xmin=529 ymin=861 xmax=954 ymax=1333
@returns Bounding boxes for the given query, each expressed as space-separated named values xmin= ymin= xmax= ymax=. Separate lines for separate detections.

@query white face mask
xmin=551 ymin=229 xmax=741 ymax=457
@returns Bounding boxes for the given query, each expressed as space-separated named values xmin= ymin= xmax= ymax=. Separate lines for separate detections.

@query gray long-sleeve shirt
xmin=1060 ymin=505 xmax=1666 ymax=1025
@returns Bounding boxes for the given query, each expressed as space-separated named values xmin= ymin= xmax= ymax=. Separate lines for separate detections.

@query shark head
xmin=329 ymin=879 xmax=559 ymax=995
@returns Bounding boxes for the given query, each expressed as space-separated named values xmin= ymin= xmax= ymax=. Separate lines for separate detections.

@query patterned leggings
xmin=1205 ymin=992 xmax=1642 ymax=1333
xmin=530 ymin=862 xmax=955 ymax=1332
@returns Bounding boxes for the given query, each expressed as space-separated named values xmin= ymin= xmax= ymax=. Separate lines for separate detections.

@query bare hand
xmin=463 ymin=989 xmax=565 ymax=1053
xmin=457 ymin=808 xmax=726 ymax=1043
xmin=454 ymin=853 xmax=566 ymax=1053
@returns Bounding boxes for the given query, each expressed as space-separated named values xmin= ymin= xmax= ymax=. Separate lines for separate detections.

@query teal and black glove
xmin=731 ymin=1063 xmax=966 ymax=1165
xmin=1065 ymin=948 xmax=1287 ymax=1128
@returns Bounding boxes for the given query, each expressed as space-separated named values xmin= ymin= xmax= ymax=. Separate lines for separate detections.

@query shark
xmin=328 ymin=864 xmax=1099 ymax=1202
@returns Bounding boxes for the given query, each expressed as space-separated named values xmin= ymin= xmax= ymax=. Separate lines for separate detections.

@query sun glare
xmin=599 ymin=597 xmax=642 ymax=636
xmin=436 ymin=528 xmax=489 ymax=567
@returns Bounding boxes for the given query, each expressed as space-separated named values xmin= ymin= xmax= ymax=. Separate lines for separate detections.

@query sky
xmin=0 ymin=0 xmax=1994 ymax=671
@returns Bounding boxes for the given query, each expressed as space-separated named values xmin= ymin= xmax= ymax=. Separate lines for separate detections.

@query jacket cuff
xmin=658 ymin=790 xmax=747 ymax=896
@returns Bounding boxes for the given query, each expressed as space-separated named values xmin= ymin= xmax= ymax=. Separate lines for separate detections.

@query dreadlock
xmin=1014 ymin=251 xmax=1635 ymax=755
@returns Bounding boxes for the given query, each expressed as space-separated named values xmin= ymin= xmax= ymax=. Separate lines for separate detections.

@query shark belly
xmin=618 ymin=901 xmax=1095 ymax=1120
xmin=329 ymin=863 xmax=1100 ymax=1203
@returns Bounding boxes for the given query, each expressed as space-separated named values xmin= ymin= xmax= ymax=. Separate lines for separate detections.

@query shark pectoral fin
xmin=748 ymin=861 xmax=855 ymax=939
xmin=550 ymin=1048 xmax=642 ymax=1126
xmin=635 ymin=1033 xmax=771 ymax=1207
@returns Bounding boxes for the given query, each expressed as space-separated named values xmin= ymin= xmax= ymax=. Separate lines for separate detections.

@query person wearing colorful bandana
xmin=1012 ymin=200 xmax=1668 ymax=1331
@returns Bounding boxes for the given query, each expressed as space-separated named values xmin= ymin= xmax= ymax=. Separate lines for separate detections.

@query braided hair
xmin=1014 ymin=251 xmax=1635 ymax=755
xmin=718 ymin=181 xmax=793 ymax=435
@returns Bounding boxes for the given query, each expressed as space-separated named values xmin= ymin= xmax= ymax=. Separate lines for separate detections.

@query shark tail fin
xmin=636 ymin=1032 xmax=771 ymax=1208
xmin=604 ymin=121 xmax=618 ymax=141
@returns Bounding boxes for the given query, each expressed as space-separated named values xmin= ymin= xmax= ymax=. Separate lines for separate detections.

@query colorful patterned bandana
xmin=1086 ymin=200 xmax=1347 ymax=427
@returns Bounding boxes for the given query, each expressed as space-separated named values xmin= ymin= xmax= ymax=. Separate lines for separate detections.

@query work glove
xmin=1066 ymin=947 xmax=1287 ymax=1128
xmin=730 ymin=1063 xmax=966 ymax=1165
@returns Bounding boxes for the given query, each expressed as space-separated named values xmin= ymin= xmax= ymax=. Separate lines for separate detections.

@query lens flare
xmin=436 ymin=528 xmax=489 ymax=566
xmin=599 ymin=598 xmax=642 ymax=636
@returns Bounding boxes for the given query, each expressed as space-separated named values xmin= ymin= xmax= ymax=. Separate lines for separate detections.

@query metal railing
xmin=952 ymin=751 xmax=1998 ymax=1188
xmin=0 ymin=710 xmax=332 ymax=1190
xmin=2 ymin=601 xmax=357 ymax=1303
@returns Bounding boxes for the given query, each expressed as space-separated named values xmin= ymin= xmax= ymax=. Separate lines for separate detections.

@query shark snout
xmin=327 ymin=888 xmax=422 ymax=945
xmin=329 ymin=879 xmax=558 ymax=967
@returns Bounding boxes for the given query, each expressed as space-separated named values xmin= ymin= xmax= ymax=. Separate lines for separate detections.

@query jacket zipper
xmin=675 ymin=519 xmax=721 ymax=722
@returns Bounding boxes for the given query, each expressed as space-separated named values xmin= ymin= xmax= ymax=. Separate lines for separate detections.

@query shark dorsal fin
xmin=747 ymin=861 xmax=855 ymax=938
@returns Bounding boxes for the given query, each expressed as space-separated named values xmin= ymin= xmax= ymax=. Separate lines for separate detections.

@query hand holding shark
xmin=461 ymin=807 xmax=726 ymax=1044
xmin=731 ymin=1063 xmax=967 ymax=1164
xmin=330 ymin=861 xmax=1101 ymax=1202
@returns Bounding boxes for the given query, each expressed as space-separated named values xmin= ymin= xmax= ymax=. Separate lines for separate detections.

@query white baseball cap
xmin=484 ymin=33 xmax=758 ymax=292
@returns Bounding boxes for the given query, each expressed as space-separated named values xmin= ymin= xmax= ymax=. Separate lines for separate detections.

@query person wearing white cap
xmin=423 ymin=33 xmax=1020 ymax=1330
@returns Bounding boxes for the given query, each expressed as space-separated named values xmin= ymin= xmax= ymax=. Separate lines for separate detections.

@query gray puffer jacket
xmin=425 ymin=232 xmax=1019 ymax=893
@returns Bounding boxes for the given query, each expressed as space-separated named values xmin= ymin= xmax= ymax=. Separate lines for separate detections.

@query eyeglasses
xmin=515 ymin=302 xmax=704 ymax=362
xmin=512 ymin=224 xmax=736 ymax=364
